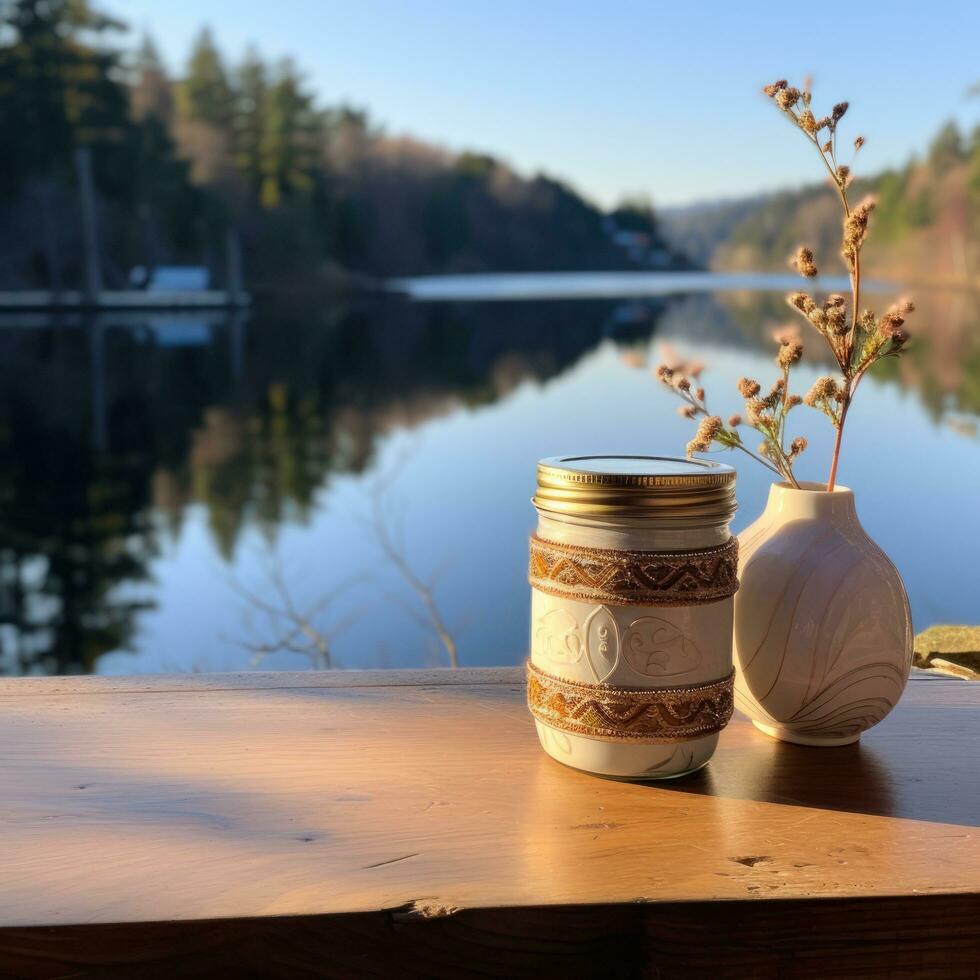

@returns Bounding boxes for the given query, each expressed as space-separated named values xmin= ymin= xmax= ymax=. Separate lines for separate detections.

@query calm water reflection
xmin=0 ymin=275 xmax=977 ymax=676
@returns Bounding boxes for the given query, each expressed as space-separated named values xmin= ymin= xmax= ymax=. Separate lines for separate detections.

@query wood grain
xmin=2 ymin=897 xmax=979 ymax=979
xmin=0 ymin=667 xmax=977 ymax=977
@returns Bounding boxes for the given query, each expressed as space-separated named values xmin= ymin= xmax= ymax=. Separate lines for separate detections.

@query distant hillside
xmin=660 ymin=120 xmax=980 ymax=287
xmin=659 ymin=194 xmax=770 ymax=268
xmin=308 ymin=140 xmax=691 ymax=281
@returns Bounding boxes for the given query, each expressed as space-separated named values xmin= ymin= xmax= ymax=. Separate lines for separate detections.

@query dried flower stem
xmin=827 ymin=398 xmax=849 ymax=490
xmin=799 ymin=114 xmax=857 ymax=490
xmin=765 ymin=80 xmax=913 ymax=491
xmin=659 ymin=82 xmax=912 ymax=491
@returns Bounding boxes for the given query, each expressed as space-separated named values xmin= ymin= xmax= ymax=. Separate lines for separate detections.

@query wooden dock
xmin=0 ymin=668 xmax=977 ymax=977
xmin=0 ymin=290 xmax=250 ymax=311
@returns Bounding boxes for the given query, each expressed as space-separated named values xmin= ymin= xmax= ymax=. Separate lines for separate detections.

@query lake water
xmin=1 ymin=272 xmax=977 ymax=676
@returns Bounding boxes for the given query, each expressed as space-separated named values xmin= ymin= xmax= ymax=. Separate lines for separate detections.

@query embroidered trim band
xmin=528 ymin=534 xmax=738 ymax=607
xmin=527 ymin=661 xmax=734 ymax=742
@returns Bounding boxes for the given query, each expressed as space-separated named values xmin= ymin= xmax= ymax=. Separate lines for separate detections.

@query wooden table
xmin=0 ymin=668 xmax=978 ymax=978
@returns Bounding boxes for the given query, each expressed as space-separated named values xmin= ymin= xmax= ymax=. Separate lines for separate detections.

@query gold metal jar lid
xmin=534 ymin=455 xmax=736 ymax=526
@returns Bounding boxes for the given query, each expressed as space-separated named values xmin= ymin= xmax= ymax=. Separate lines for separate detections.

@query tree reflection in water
xmin=0 ymin=287 xmax=975 ymax=675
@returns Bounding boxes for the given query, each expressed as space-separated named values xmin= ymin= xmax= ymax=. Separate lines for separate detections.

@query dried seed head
xmin=826 ymin=306 xmax=848 ymax=335
xmin=763 ymin=378 xmax=786 ymax=407
xmin=894 ymin=297 xmax=916 ymax=315
xmin=676 ymin=377 xmax=691 ymax=392
xmin=858 ymin=196 xmax=876 ymax=217
xmin=815 ymin=116 xmax=831 ymax=132
xmin=821 ymin=140 xmax=833 ymax=153
xmin=808 ymin=308 xmax=829 ymax=331
xmin=792 ymin=246 xmax=818 ymax=278
xmin=879 ymin=312 xmax=905 ymax=334
xmin=737 ymin=377 xmax=761 ymax=398
xmin=887 ymin=327 xmax=910 ymax=350
xmin=831 ymin=101 xmax=849 ymax=124
xmin=746 ymin=399 xmax=765 ymax=424
xmin=799 ymin=109 xmax=818 ymax=134
xmin=786 ymin=394 xmax=803 ymax=409
xmin=677 ymin=404 xmax=697 ymax=419
xmin=824 ymin=293 xmax=846 ymax=309
xmin=763 ymin=79 xmax=789 ymax=97
xmin=695 ymin=387 xmax=706 ymax=402
xmin=854 ymin=135 xmax=865 ymax=151
xmin=789 ymin=436 xmax=808 ymax=457
xmin=728 ymin=414 xmax=742 ymax=427
xmin=804 ymin=376 xmax=839 ymax=406
xmin=842 ymin=197 xmax=876 ymax=264
xmin=655 ymin=364 xmax=674 ymax=381
xmin=836 ymin=164 xmax=851 ymax=185
xmin=776 ymin=87 xmax=800 ymax=110
xmin=777 ymin=341 xmax=804 ymax=368
xmin=788 ymin=292 xmax=817 ymax=315
xmin=860 ymin=308 xmax=877 ymax=331
xmin=686 ymin=415 xmax=723 ymax=456
xmin=879 ymin=310 xmax=911 ymax=352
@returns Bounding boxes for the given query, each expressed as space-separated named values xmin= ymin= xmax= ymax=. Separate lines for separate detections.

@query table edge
xmin=0 ymin=666 xmax=959 ymax=697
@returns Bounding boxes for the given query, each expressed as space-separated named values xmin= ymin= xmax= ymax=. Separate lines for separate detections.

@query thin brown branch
xmin=827 ymin=392 xmax=851 ymax=492
xmin=227 ymin=553 xmax=366 ymax=670
xmin=370 ymin=473 xmax=459 ymax=668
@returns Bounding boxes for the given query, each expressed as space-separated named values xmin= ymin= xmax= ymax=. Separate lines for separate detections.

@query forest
xmin=0 ymin=0 xmax=685 ymax=292
xmin=665 ymin=119 xmax=980 ymax=286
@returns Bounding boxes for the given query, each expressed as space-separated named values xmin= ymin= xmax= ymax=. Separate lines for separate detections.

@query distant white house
xmin=612 ymin=230 xmax=652 ymax=250
xmin=603 ymin=222 xmax=676 ymax=269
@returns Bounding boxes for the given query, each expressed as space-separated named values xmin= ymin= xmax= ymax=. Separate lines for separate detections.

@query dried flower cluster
xmin=661 ymin=79 xmax=916 ymax=492
xmin=656 ymin=336 xmax=809 ymax=488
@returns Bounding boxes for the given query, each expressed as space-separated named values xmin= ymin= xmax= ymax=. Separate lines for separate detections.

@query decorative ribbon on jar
xmin=526 ymin=455 xmax=739 ymax=779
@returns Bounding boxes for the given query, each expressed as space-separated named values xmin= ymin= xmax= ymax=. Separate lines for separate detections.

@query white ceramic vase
xmin=733 ymin=482 xmax=913 ymax=746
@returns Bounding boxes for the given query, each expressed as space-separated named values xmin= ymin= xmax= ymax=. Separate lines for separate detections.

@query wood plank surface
xmin=0 ymin=668 xmax=977 ymax=977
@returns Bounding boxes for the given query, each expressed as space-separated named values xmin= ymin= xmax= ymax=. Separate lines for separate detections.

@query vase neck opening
xmin=764 ymin=481 xmax=857 ymax=523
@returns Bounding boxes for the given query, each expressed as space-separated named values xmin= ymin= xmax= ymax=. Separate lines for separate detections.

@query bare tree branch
xmin=225 ymin=549 xmax=365 ymax=670
xmin=367 ymin=452 xmax=460 ymax=668
xmin=227 ymin=444 xmax=460 ymax=671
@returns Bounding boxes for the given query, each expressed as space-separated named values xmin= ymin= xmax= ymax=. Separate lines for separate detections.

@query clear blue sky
xmin=116 ymin=0 xmax=980 ymax=207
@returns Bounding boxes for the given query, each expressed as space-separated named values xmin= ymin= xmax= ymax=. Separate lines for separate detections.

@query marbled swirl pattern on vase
xmin=734 ymin=483 xmax=913 ymax=746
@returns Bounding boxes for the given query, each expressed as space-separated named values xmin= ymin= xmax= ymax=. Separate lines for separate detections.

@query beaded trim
xmin=526 ymin=661 xmax=734 ymax=742
xmin=528 ymin=534 xmax=738 ymax=607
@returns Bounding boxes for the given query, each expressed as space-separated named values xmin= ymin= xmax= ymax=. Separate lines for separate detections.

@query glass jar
xmin=527 ymin=455 xmax=738 ymax=780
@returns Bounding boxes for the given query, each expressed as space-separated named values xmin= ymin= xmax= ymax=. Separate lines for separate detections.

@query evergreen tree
xmin=259 ymin=59 xmax=322 ymax=208
xmin=928 ymin=120 xmax=965 ymax=175
xmin=0 ymin=396 xmax=157 ymax=675
xmin=173 ymin=28 xmax=236 ymax=186
xmin=107 ymin=33 xmax=200 ymax=266
xmin=0 ymin=0 xmax=133 ymax=196
xmin=233 ymin=47 xmax=269 ymax=196
xmin=181 ymin=27 xmax=233 ymax=130
xmin=130 ymin=35 xmax=173 ymax=126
